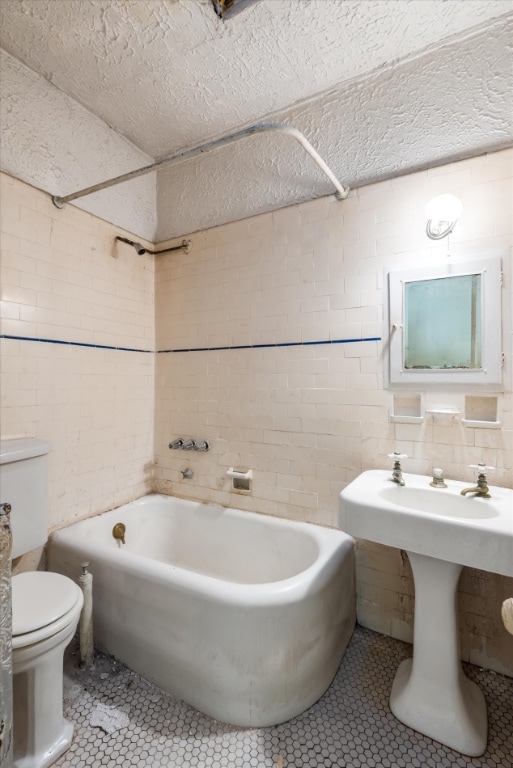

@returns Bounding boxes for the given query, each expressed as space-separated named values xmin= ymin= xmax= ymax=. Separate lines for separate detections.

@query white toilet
xmin=1 ymin=438 xmax=84 ymax=768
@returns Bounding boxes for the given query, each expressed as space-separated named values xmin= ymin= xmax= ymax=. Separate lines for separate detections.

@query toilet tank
xmin=0 ymin=438 xmax=52 ymax=559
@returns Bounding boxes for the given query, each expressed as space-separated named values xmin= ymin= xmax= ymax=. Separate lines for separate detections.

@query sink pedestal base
xmin=389 ymin=552 xmax=487 ymax=756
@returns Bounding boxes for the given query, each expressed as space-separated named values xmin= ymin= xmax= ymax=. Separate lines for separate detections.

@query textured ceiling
xmin=1 ymin=0 xmax=512 ymax=241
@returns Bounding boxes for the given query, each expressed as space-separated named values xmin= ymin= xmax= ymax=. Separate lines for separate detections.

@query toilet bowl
xmin=1 ymin=437 xmax=85 ymax=766
xmin=12 ymin=571 xmax=84 ymax=768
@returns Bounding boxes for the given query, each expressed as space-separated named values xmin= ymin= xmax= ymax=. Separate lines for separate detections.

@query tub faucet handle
xmin=181 ymin=439 xmax=195 ymax=450
xmin=193 ymin=440 xmax=209 ymax=452
xmin=169 ymin=438 xmax=184 ymax=449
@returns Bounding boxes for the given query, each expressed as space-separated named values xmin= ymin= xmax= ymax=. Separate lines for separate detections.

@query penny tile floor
xmin=55 ymin=626 xmax=513 ymax=767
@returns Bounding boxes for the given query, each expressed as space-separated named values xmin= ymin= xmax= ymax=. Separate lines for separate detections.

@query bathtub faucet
xmin=112 ymin=522 xmax=126 ymax=545
xmin=169 ymin=438 xmax=210 ymax=451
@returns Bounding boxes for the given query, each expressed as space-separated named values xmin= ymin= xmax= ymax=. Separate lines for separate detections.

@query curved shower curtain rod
xmin=52 ymin=123 xmax=350 ymax=209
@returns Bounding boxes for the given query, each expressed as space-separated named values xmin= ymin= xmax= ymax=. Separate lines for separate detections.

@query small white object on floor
xmin=79 ymin=562 xmax=94 ymax=668
xmin=501 ymin=598 xmax=513 ymax=635
xmin=90 ymin=703 xmax=130 ymax=734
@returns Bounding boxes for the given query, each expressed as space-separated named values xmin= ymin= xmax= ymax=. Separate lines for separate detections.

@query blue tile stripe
xmin=0 ymin=334 xmax=153 ymax=354
xmin=1 ymin=333 xmax=381 ymax=354
xmin=158 ymin=337 xmax=381 ymax=353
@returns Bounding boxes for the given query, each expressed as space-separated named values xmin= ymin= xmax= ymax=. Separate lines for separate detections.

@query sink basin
xmin=340 ymin=470 xmax=513 ymax=577
xmin=379 ymin=485 xmax=499 ymax=519
xmin=339 ymin=469 xmax=513 ymax=756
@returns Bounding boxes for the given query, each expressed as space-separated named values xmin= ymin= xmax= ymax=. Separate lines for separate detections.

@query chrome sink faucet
xmin=460 ymin=464 xmax=494 ymax=498
xmin=388 ymin=452 xmax=408 ymax=486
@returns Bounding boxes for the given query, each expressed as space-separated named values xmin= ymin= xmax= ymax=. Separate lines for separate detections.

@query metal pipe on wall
xmin=52 ymin=123 xmax=350 ymax=209
xmin=115 ymin=236 xmax=191 ymax=256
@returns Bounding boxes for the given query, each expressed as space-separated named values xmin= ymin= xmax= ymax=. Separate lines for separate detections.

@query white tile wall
xmin=154 ymin=148 xmax=513 ymax=674
xmin=0 ymin=173 xmax=155 ymax=564
xmin=1 ymin=152 xmax=512 ymax=673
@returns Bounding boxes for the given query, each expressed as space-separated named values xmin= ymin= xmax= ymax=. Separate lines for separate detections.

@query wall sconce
xmin=425 ymin=194 xmax=463 ymax=240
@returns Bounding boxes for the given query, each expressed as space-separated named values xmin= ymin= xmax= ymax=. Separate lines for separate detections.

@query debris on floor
xmin=54 ymin=627 xmax=513 ymax=768
xmin=89 ymin=702 xmax=130 ymax=735
xmin=62 ymin=679 xmax=85 ymax=707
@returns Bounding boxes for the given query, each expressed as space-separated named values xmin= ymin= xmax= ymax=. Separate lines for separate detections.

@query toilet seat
xmin=12 ymin=571 xmax=83 ymax=649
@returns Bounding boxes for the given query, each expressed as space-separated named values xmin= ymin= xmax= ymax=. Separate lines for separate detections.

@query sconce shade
xmin=425 ymin=194 xmax=463 ymax=221
xmin=425 ymin=194 xmax=463 ymax=239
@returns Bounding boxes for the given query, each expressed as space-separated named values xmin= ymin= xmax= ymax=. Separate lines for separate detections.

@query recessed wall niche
xmin=463 ymin=395 xmax=501 ymax=428
xmin=390 ymin=394 xmax=423 ymax=423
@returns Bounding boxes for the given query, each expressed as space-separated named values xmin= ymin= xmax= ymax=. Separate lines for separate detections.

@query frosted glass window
xmin=386 ymin=255 xmax=503 ymax=389
xmin=404 ymin=274 xmax=481 ymax=370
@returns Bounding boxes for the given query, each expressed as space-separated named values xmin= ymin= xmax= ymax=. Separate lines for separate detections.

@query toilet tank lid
xmin=0 ymin=437 xmax=52 ymax=464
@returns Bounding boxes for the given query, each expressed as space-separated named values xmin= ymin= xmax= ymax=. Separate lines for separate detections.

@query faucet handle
xmin=388 ymin=452 xmax=408 ymax=460
xmin=169 ymin=438 xmax=183 ymax=449
xmin=469 ymin=464 xmax=495 ymax=473
xmin=430 ymin=467 xmax=447 ymax=488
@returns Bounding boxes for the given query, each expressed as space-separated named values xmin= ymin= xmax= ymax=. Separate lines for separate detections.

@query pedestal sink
xmin=339 ymin=470 xmax=513 ymax=756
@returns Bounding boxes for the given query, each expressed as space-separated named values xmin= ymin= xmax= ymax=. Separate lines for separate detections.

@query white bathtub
xmin=48 ymin=494 xmax=355 ymax=726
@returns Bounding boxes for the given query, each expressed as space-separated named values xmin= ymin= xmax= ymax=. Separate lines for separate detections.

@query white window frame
xmin=385 ymin=255 xmax=503 ymax=390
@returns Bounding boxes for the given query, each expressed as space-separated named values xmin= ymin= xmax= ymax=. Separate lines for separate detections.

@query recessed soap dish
xmin=390 ymin=394 xmax=423 ymax=424
xmin=425 ymin=409 xmax=461 ymax=421
xmin=226 ymin=467 xmax=253 ymax=493
xmin=462 ymin=395 xmax=500 ymax=428
xmin=425 ymin=409 xmax=460 ymax=415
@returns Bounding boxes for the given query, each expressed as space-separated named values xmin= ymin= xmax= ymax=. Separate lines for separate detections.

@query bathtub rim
xmin=48 ymin=493 xmax=355 ymax=606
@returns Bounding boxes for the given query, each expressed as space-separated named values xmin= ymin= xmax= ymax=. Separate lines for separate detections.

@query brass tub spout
xmin=112 ymin=522 xmax=126 ymax=544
